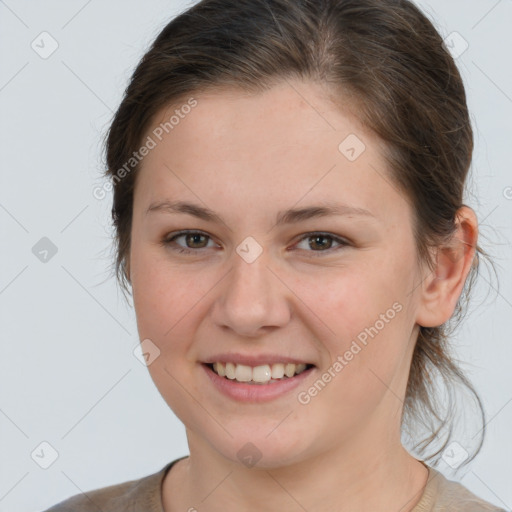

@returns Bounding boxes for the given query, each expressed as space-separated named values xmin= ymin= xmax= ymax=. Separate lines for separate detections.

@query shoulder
xmin=414 ymin=465 xmax=508 ymax=512
xmin=41 ymin=459 xmax=181 ymax=512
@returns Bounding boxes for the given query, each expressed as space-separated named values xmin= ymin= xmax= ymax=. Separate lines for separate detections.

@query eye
xmin=161 ymin=230 xmax=350 ymax=256
xmin=161 ymin=230 xmax=218 ymax=254
xmin=292 ymin=232 xmax=350 ymax=256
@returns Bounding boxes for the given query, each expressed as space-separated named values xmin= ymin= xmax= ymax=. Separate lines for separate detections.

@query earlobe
xmin=415 ymin=206 xmax=478 ymax=328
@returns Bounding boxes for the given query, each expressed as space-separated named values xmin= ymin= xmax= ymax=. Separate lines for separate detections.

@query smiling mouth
xmin=205 ymin=362 xmax=315 ymax=385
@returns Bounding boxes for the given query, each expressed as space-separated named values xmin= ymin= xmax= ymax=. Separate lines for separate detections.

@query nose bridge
xmin=212 ymin=243 xmax=290 ymax=336
xmin=232 ymin=247 xmax=270 ymax=297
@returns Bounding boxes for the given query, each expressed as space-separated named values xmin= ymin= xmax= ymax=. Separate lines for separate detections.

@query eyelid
xmin=290 ymin=231 xmax=350 ymax=255
xmin=162 ymin=229 xmax=351 ymax=256
xmin=163 ymin=230 xmax=219 ymax=252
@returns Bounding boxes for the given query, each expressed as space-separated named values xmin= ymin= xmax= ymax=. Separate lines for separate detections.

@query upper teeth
xmin=212 ymin=362 xmax=308 ymax=383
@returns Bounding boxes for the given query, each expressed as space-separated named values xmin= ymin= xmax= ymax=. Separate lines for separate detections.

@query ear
xmin=415 ymin=206 xmax=478 ymax=328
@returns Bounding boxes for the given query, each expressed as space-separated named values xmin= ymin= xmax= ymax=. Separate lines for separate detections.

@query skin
xmin=126 ymin=79 xmax=478 ymax=512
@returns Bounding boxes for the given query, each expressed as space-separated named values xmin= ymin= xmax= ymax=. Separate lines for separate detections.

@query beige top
xmin=43 ymin=456 xmax=507 ymax=511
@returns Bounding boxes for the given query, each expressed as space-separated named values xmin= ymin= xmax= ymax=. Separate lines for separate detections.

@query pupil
xmin=311 ymin=235 xmax=330 ymax=250
xmin=188 ymin=233 xmax=205 ymax=248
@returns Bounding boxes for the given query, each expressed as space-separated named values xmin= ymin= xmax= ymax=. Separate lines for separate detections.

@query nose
xmin=210 ymin=249 xmax=291 ymax=338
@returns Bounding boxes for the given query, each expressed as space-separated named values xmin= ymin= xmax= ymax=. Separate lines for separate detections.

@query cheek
xmin=293 ymin=308 xmax=411 ymax=438
xmin=292 ymin=255 xmax=414 ymax=402
xmin=131 ymin=245 xmax=210 ymax=338
xmin=130 ymin=251 xmax=211 ymax=420
xmin=300 ymin=255 xmax=408 ymax=338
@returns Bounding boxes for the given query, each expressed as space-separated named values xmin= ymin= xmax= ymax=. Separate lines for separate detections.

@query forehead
xmin=146 ymin=81 xmax=367 ymax=159
xmin=134 ymin=80 xmax=407 ymax=223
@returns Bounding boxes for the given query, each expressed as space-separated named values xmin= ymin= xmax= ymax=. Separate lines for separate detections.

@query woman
xmin=44 ymin=0 xmax=506 ymax=510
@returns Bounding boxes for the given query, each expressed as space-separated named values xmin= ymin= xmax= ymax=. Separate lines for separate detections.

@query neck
xmin=163 ymin=428 xmax=429 ymax=512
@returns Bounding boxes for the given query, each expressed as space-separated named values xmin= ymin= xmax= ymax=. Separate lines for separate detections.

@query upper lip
xmin=202 ymin=353 xmax=315 ymax=367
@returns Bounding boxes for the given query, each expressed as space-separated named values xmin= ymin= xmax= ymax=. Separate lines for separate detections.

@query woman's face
xmin=129 ymin=80 xmax=426 ymax=468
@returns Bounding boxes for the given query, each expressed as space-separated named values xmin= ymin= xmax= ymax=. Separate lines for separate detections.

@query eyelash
xmin=161 ymin=230 xmax=350 ymax=257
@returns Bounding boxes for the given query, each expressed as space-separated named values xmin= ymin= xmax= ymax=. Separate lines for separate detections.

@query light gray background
xmin=1 ymin=1 xmax=511 ymax=511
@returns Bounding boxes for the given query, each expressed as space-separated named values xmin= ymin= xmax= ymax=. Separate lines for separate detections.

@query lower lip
xmin=201 ymin=363 xmax=315 ymax=403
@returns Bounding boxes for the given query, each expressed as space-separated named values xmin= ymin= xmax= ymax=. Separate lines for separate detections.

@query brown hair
xmin=104 ymin=0 xmax=494 ymax=466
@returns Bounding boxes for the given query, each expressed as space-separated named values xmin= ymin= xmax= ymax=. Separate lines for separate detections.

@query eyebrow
xmin=145 ymin=200 xmax=376 ymax=226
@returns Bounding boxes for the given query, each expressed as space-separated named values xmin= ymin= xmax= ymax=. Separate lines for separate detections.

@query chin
xmin=206 ymin=425 xmax=314 ymax=470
